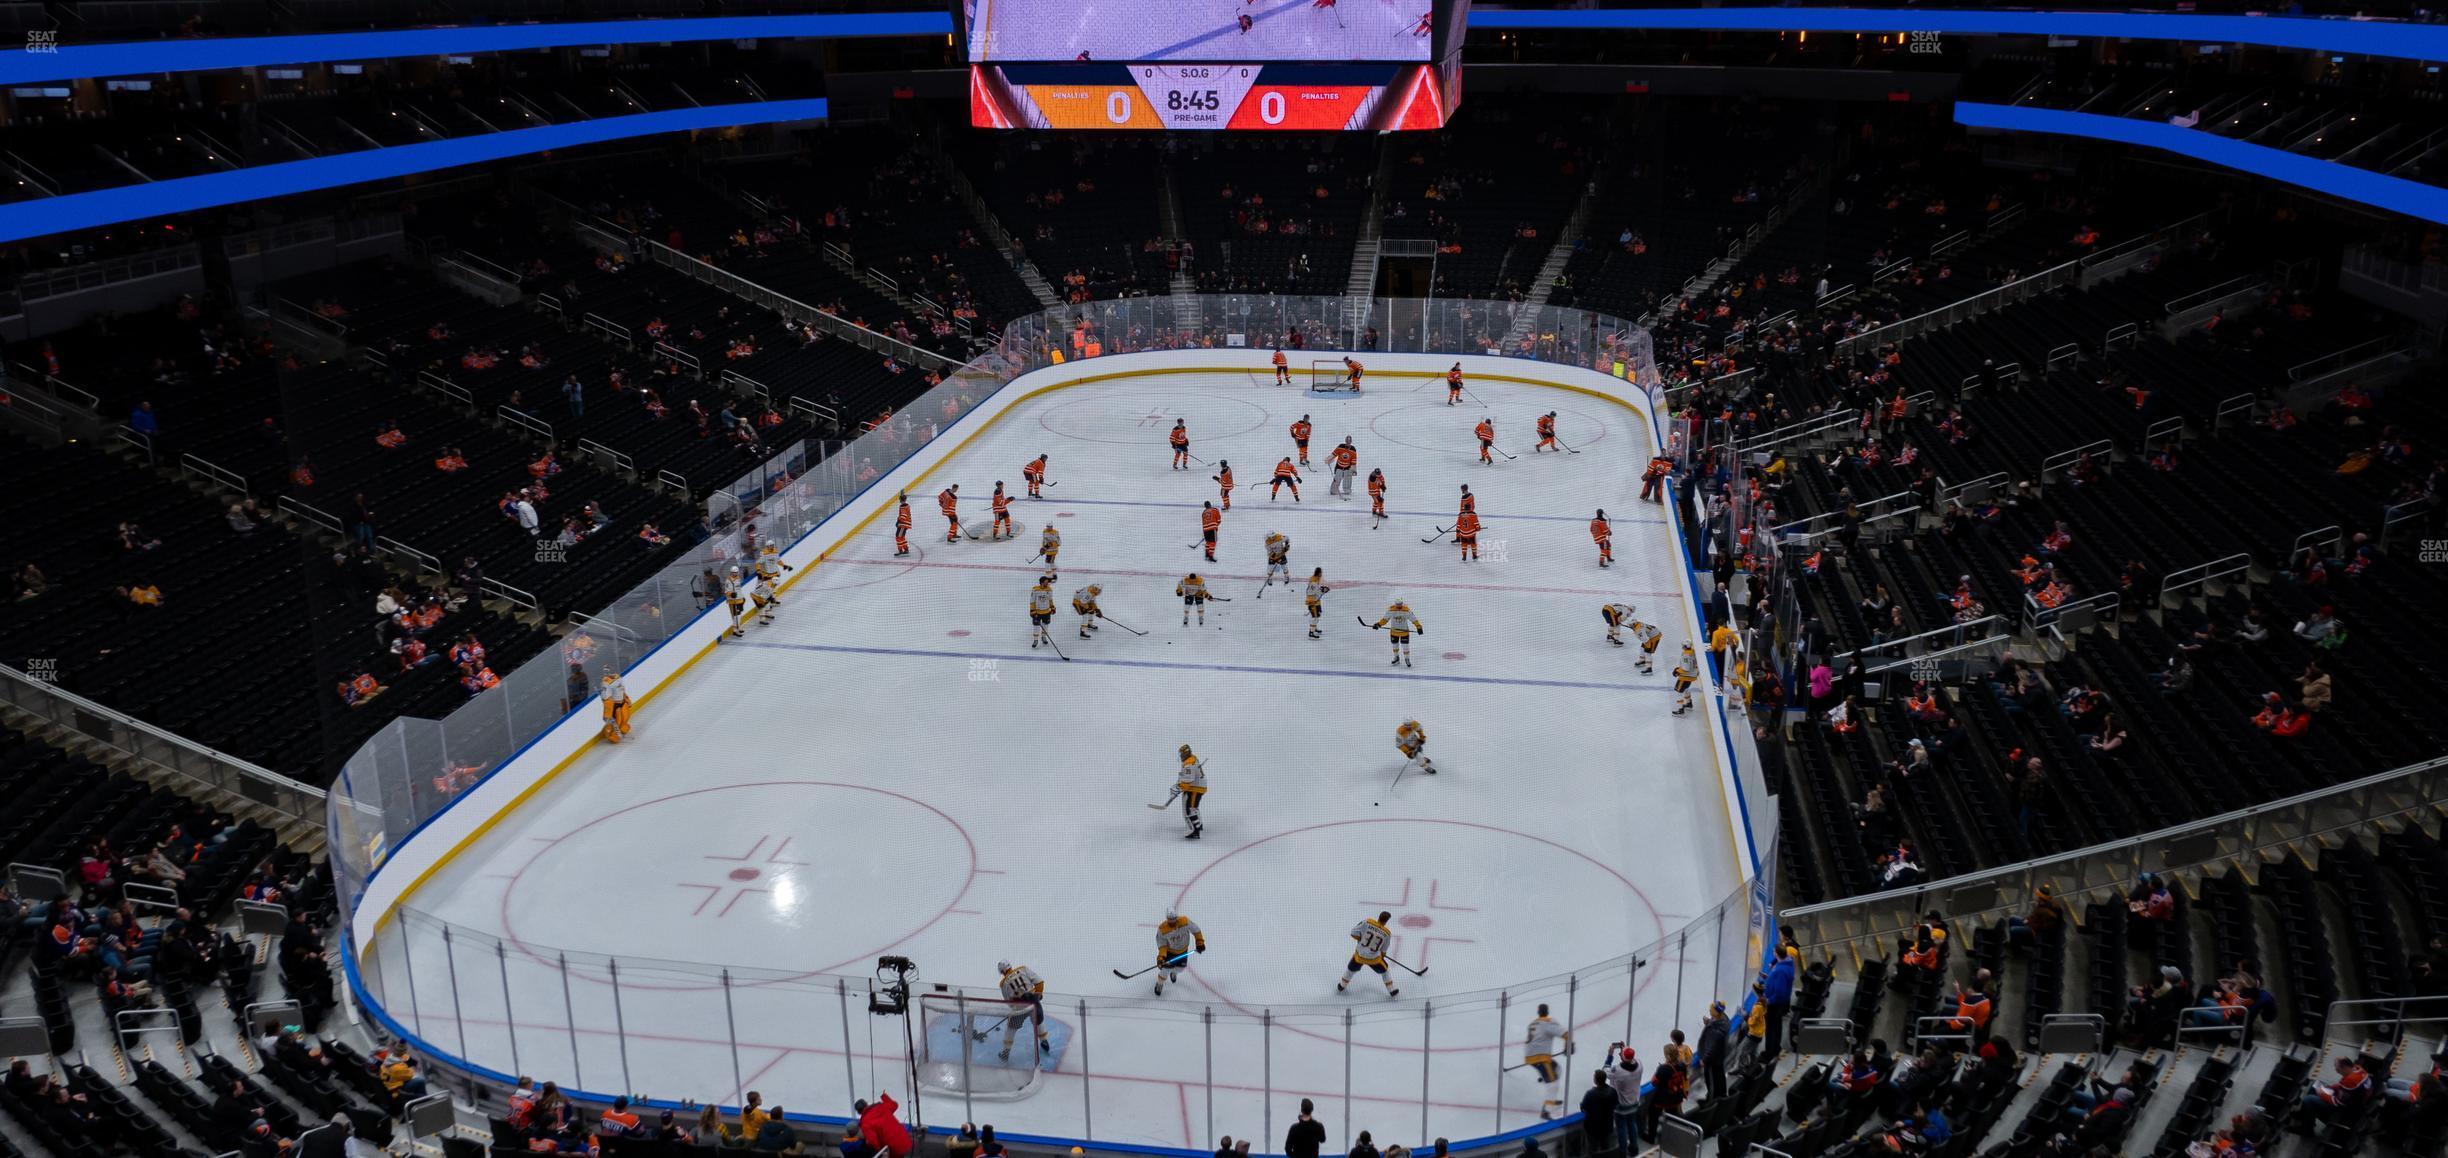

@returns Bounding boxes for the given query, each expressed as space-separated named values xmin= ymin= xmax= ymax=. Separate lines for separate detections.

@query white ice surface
xmin=372 ymin=369 xmax=1743 ymax=1151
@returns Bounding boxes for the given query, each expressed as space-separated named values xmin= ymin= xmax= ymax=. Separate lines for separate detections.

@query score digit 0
xmin=1260 ymin=90 xmax=1287 ymax=125
xmin=1108 ymin=90 xmax=1134 ymax=124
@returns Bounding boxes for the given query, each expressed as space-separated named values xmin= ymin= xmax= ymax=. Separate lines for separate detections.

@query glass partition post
xmin=1673 ymin=931 xmax=1689 ymax=1031
xmin=443 ymin=925 xmax=469 ymax=1058
xmin=1078 ymin=999 xmax=1092 ymax=1140
xmin=1420 ymin=1002 xmax=1433 ymax=1148
xmin=957 ymin=992 xmax=975 ymax=1132
xmin=497 ymin=942 xmax=521 ymax=1077
xmin=1262 ymin=1009 xmax=1272 ymax=1153
xmin=838 ymin=979 xmax=857 ymax=1108
xmin=1342 ymin=1010 xmax=1353 ymax=1152
xmin=723 ymin=971 xmax=745 ymax=1109
xmin=610 ymin=959 xmax=633 ymax=1094
xmin=561 ymin=954 xmax=584 ymax=1091
xmin=1203 ymin=1005 xmax=1215 ymax=1150
xmin=1493 ymin=992 xmax=1507 ymax=1135
xmin=402 ymin=922 xmax=423 ymax=1036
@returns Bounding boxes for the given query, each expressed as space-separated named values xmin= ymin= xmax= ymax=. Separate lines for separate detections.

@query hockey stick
xmin=1386 ymin=759 xmax=1411 ymax=798
xmin=1491 ymin=445 xmax=1519 ymax=461
xmin=1462 ymin=386 xmax=1488 ymax=408
xmin=1384 ymin=955 xmax=1428 ymax=977
xmin=1098 ymin=613 xmax=1147 ymax=636
xmin=1555 ymin=437 xmax=1581 ymax=455
xmin=1185 ymin=453 xmax=1210 ymax=466
xmin=1421 ymin=525 xmax=1452 ymax=543
xmin=1047 ymin=634 xmax=1068 ymax=662
xmin=1359 ymin=616 xmax=1382 ymax=629
xmin=1502 ymin=1046 xmax=1576 ymax=1073
xmin=1114 ymin=954 xmax=1191 ymax=980
xmin=1148 ymin=789 xmax=1181 ymax=810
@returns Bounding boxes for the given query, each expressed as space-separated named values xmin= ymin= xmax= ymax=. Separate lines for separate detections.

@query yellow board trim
xmin=371 ymin=360 xmax=1740 ymax=934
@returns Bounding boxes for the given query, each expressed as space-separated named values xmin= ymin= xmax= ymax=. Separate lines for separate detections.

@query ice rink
xmin=370 ymin=365 xmax=1747 ymax=1149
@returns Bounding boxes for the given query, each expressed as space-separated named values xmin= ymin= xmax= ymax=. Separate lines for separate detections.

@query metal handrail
xmin=577 ymin=438 xmax=636 ymax=474
xmin=1937 ymin=470 xmax=2009 ymax=508
xmin=1836 ymin=615 xmax=2006 ymax=666
xmin=417 ymin=370 xmax=472 ymax=407
xmin=278 ymin=496 xmax=342 ymax=536
xmin=378 ymin=537 xmax=443 ymax=578
xmin=179 ymin=453 xmax=250 ymax=498
xmin=655 ymin=340 xmax=701 ymax=376
xmin=2288 ymin=335 xmax=2406 ymax=383
xmin=2163 ymin=274 xmax=2265 ymax=318
xmin=0 ymin=664 xmax=324 ymax=823
xmin=482 ymin=578 xmax=539 ymax=612
xmin=11 ymin=362 xmax=99 ymax=411
xmin=1770 ymin=487 xmax=1922 ymax=536
xmin=724 ymin=369 xmax=775 ymax=406
xmin=2323 ymin=993 xmax=2448 ymax=1051
xmin=583 ymin=312 xmax=632 ymax=346
xmin=2039 ymin=438 xmax=2111 ymax=480
xmin=2158 ymin=553 xmax=2251 ymax=607
xmin=1731 ymin=409 xmax=1860 ymax=457
xmin=497 ymin=406 xmax=554 ymax=442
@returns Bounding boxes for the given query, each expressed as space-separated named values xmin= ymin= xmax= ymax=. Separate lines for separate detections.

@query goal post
xmin=1308 ymin=358 xmax=1361 ymax=394
xmin=914 ymin=992 xmax=1052 ymax=1099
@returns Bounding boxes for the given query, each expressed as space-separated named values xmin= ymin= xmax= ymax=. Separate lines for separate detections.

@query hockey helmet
xmin=997 ymin=959 xmax=1012 ymax=974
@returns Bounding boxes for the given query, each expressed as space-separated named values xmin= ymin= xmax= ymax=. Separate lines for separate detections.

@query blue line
xmin=738 ymin=639 xmax=1678 ymax=693
xmin=0 ymin=14 xmax=951 ymax=84
xmin=0 ymin=99 xmax=825 ymax=245
xmin=1955 ymin=101 xmax=2448 ymax=225
xmin=1468 ymin=7 xmax=2448 ymax=66
xmin=1044 ymin=494 xmax=1669 ymax=525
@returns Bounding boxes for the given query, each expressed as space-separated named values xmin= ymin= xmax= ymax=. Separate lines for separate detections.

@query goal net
xmin=915 ymin=992 xmax=1049 ymax=1099
xmin=1308 ymin=359 xmax=1361 ymax=393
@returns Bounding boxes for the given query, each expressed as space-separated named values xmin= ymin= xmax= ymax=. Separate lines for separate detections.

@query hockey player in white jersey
xmin=1338 ymin=911 xmax=1400 ymax=997
xmin=1262 ymin=532 xmax=1292 ymax=590
xmin=1152 ymin=908 xmax=1206 ymax=995
xmin=992 ymin=960 xmax=1050 ymax=1061
xmin=1028 ymin=574 xmax=1057 ymax=649
xmin=1368 ymin=598 xmax=1424 ymax=667
xmin=1304 ymin=567 xmax=1331 ymax=639
xmin=1524 ymin=1004 xmax=1570 ymax=1119
xmin=720 ymin=566 xmax=748 ymax=638
xmin=753 ymin=541 xmax=792 ymax=604
xmin=1072 ymin=583 xmax=1104 ymax=641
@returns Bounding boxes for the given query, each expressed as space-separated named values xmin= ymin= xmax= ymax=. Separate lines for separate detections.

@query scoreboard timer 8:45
xmin=971 ymin=61 xmax=1453 ymax=131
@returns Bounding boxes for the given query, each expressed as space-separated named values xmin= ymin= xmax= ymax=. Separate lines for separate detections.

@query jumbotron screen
xmin=964 ymin=0 xmax=1438 ymax=63
xmin=966 ymin=1 xmax=1467 ymax=130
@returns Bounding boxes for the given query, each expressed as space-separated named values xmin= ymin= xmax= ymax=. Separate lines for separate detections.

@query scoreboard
xmin=963 ymin=0 xmax=1467 ymax=131
xmin=970 ymin=62 xmax=1451 ymax=132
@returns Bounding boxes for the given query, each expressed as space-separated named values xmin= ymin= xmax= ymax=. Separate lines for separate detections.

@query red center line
xmin=828 ymin=556 xmax=1677 ymax=600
